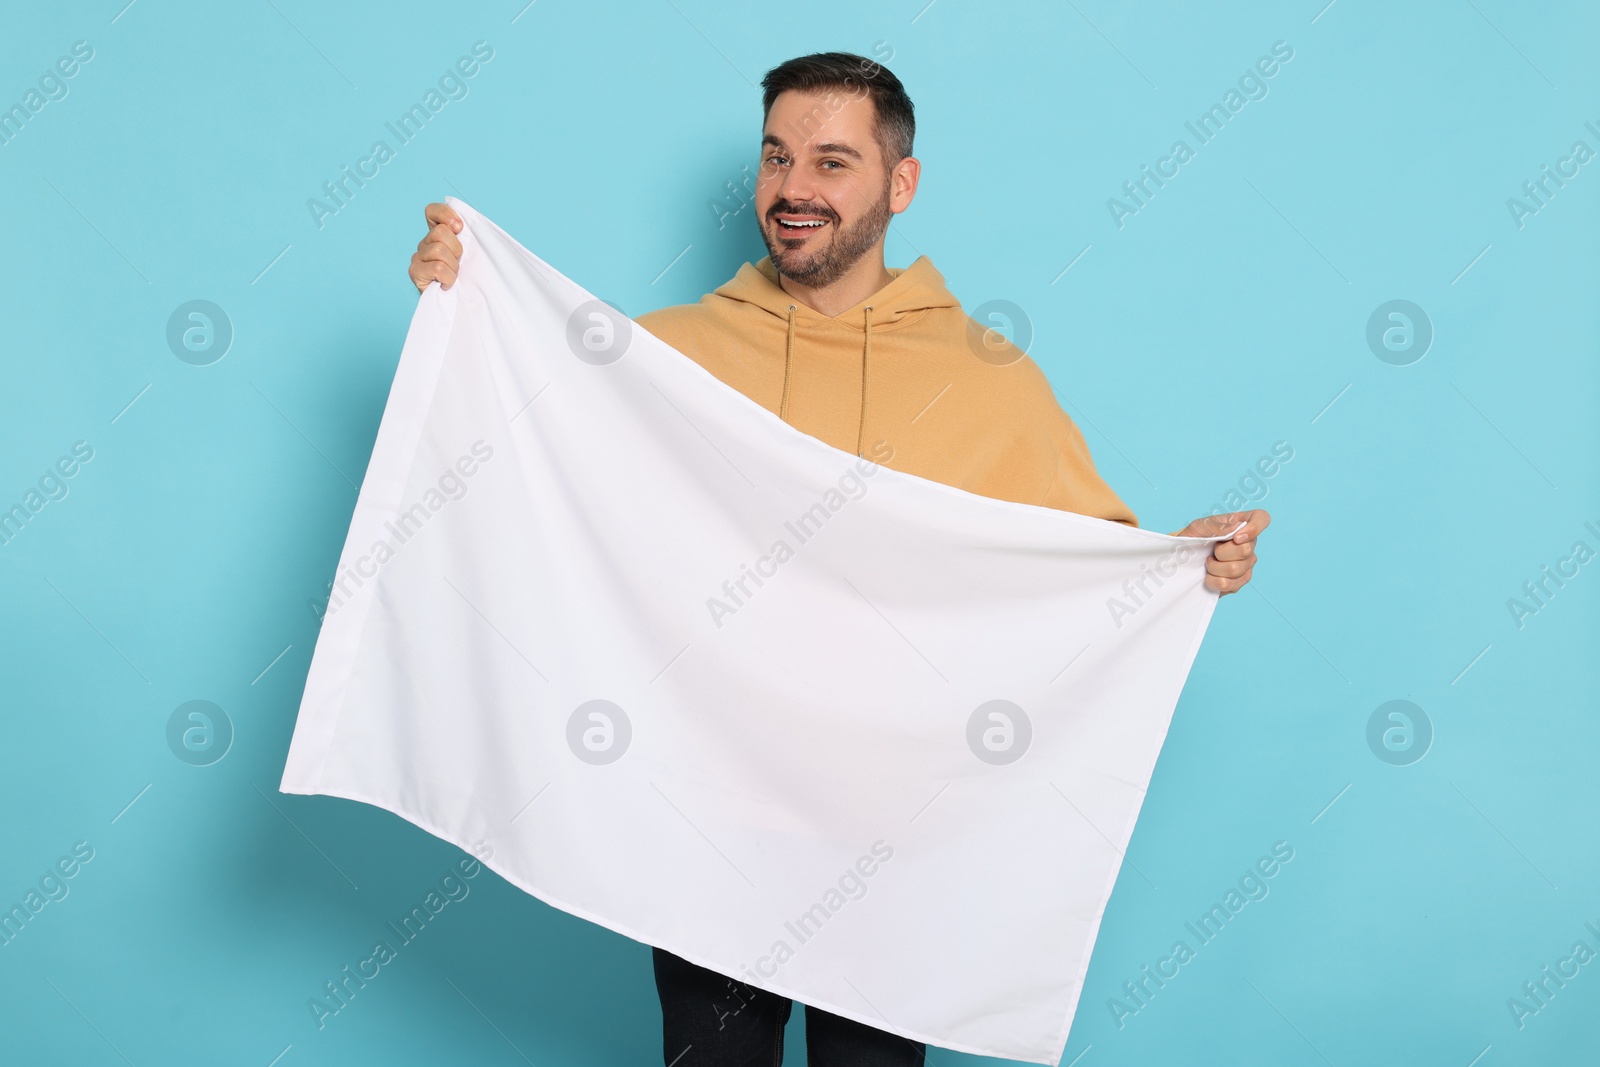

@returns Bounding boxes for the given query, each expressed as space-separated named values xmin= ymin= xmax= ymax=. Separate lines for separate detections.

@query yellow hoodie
xmin=635 ymin=255 xmax=1138 ymax=527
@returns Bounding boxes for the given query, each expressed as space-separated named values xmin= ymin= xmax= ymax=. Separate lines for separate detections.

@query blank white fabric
xmin=279 ymin=198 xmax=1237 ymax=1064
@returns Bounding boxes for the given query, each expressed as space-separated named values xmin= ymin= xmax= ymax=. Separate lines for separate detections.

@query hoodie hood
xmin=716 ymin=255 xmax=963 ymax=329
xmin=709 ymin=256 xmax=962 ymax=455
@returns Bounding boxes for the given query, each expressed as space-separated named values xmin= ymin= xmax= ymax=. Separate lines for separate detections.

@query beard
xmin=760 ymin=178 xmax=893 ymax=289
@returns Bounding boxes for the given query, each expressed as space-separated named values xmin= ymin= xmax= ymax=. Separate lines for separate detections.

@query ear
xmin=889 ymin=156 xmax=921 ymax=214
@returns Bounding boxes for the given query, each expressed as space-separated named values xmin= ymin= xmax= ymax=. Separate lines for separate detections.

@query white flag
xmin=280 ymin=197 xmax=1238 ymax=1064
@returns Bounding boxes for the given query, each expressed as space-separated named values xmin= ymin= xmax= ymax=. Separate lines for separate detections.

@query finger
xmin=1206 ymin=556 xmax=1252 ymax=580
xmin=1231 ymin=508 xmax=1271 ymax=543
xmin=1209 ymin=538 xmax=1256 ymax=563
xmin=1202 ymin=511 xmax=1250 ymax=542
xmin=424 ymin=201 xmax=463 ymax=233
xmin=1207 ymin=563 xmax=1253 ymax=595
xmin=426 ymin=222 xmax=463 ymax=257
xmin=409 ymin=259 xmax=458 ymax=291
xmin=415 ymin=229 xmax=463 ymax=262
xmin=415 ymin=244 xmax=461 ymax=270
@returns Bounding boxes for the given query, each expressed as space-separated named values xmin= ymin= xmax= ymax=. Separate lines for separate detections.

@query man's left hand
xmin=1169 ymin=509 xmax=1271 ymax=596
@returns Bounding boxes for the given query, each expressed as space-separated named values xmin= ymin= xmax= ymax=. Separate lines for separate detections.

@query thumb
xmin=1176 ymin=512 xmax=1248 ymax=539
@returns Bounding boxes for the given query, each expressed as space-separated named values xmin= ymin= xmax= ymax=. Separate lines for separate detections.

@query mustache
xmin=768 ymin=201 xmax=837 ymax=223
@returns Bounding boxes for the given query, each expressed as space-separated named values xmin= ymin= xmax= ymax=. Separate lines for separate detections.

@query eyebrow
xmin=816 ymin=142 xmax=863 ymax=161
xmin=762 ymin=135 xmax=863 ymax=161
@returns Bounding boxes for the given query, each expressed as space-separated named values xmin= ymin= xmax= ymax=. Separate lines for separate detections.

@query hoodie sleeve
xmin=1035 ymin=406 xmax=1139 ymax=528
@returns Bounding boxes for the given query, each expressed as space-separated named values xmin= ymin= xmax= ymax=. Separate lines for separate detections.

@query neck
xmin=777 ymin=245 xmax=895 ymax=318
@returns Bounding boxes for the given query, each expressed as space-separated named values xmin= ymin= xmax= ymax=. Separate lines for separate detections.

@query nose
xmin=777 ymin=164 xmax=817 ymax=209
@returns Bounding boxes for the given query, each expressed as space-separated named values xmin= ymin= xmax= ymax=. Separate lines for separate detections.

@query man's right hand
xmin=409 ymin=202 xmax=463 ymax=293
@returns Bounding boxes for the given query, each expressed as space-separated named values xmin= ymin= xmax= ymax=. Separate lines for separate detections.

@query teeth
xmin=780 ymin=219 xmax=826 ymax=227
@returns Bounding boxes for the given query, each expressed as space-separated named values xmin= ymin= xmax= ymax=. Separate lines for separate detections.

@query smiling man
xmin=409 ymin=51 xmax=1268 ymax=1067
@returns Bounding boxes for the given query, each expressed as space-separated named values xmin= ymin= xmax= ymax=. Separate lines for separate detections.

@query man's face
xmin=756 ymin=88 xmax=897 ymax=288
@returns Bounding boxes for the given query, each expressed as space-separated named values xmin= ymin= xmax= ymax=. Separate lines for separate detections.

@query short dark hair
xmin=761 ymin=52 xmax=915 ymax=167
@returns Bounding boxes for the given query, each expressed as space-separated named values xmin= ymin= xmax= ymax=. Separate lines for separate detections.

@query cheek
xmin=830 ymin=179 xmax=867 ymax=205
xmin=843 ymin=178 xmax=886 ymax=211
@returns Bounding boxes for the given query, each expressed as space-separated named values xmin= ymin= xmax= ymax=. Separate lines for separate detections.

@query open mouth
xmin=774 ymin=214 xmax=830 ymax=235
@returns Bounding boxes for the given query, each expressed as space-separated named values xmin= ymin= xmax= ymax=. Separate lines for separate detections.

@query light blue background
xmin=2 ymin=1 xmax=1596 ymax=1064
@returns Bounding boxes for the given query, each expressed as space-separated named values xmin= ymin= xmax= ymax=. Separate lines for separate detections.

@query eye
xmin=763 ymin=154 xmax=788 ymax=168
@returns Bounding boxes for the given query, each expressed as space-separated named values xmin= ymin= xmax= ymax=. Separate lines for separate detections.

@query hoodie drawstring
xmin=780 ymin=302 xmax=875 ymax=459
xmin=856 ymin=305 xmax=873 ymax=458
xmin=781 ymin=304 xmax=797 ymax=422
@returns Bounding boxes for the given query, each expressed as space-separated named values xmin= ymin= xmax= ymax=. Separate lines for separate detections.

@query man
xmin=408 ymin=51 xmax=1268 ymax=1067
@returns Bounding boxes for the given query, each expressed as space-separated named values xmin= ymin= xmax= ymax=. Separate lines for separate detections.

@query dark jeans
xmin=653 ymin=946 xmax=927 ymax=1066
